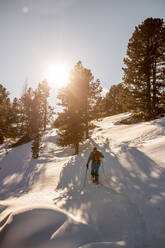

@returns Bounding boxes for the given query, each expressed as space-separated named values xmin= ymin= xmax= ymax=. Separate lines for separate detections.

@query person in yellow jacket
xmin=86 ymin=147 xmax=104 ymax=184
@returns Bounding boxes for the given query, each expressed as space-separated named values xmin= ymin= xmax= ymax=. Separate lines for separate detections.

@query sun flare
xmin=45 ymin=64 xmax=70 ymax=88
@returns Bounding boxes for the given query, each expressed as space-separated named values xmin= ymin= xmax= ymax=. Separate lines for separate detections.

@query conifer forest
xmin=0 ymin=18 xmax=165 ymax=156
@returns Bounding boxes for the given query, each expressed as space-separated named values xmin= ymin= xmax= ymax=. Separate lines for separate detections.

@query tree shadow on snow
xmin=0 ymin=143 xmax=47 ymax=200
xmin=52 ymin=139 xmax=136 ymax=244
xmin=53 ymin=137 xmax=165 ymax=246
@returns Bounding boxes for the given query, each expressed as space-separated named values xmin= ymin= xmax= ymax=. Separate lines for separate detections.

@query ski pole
xmin=83 ymin=167 xmax=88 ymax=188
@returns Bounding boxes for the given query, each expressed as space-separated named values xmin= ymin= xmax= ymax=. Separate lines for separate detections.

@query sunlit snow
xmin=0 ymin=113 xmax=165 ymax=248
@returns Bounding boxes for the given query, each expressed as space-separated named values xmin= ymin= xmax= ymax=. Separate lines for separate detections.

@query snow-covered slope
xmin=0 ymin=113 xmax=165 ymax=248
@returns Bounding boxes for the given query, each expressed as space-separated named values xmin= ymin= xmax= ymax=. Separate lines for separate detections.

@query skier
xmin=86 ymin=147 xmax=104 ymax=184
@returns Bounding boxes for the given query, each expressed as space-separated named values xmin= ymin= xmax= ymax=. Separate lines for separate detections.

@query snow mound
xmin=0 ymin=207 xmax=100 ymax=248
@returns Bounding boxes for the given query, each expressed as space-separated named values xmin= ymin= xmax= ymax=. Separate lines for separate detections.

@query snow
xmin=0 ymin=112 xmax=165 ymax=248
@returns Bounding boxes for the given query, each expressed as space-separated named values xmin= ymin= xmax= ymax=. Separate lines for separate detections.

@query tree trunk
xmin=44 ymin=102 xmax=47 ymax=131
xmin=85 ymin=93 xmax=89 ymax=139
xmin=74 ymin=142 xmax=79 ymax=155
xmin=152 ymin=59 xmax=157 ymax=116
xmin=85 ymin=121 xmax=89 ymax=139
xmin=146 ymin=58 xmax=152 ymax=118
xmin=146 ymin=79 xmax=152 ymax=118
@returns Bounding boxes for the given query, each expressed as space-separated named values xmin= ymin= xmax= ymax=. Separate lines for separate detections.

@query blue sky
xmin=0 ymin=0 xmax=165 ymax=104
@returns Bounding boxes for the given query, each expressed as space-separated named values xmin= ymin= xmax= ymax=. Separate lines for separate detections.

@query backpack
xmin=93 ymin=150 xmax=101 ymax=164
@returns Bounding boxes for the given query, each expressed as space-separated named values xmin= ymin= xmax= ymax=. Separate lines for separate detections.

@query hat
xmin=93 ymin=147 xmax=97 ymax=151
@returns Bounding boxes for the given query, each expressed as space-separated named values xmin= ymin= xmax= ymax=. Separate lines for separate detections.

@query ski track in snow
xmin=98 ymin=182 xmax=147 ymax=248
xmin=0 ymin=113 xmax=165 ymax=247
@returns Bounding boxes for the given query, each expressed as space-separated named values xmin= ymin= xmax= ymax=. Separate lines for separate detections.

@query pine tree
xmin=37 ymin=80 xmax=52 ymax=131
xmin=3 ymin=97 xmax=13 ymax=138
xmin=72 ymin=61 xmax=102 ymax=138
xmin=10 ymin=97 xmax=21 ymax=137
xmin=57 ymin=110 xmax=85 ymax=155
xmin=97 ymin=83 xmax=129 ymax=117
xmin=57 ymin=61 xmax=102 ymax=141
xmin=31 ymin=90 xmax=42 ymax=134
xmin=92 ymin=96 xmax=105 ymax=118
xmin=123 ymin=18 xmax=165 ymax=119
xmin=0 ymin=84 xmax=10 ymax=143
xmin=30 ymin=82 xmax=54 ymax=158
xmin=57 ymin=60 xmax=102 ymax=154
xmin=105 ymin=85 xmax=121 ymax=115
xmin=57 ymin=84 xmax=85 ymax=154
xmin=20 ymin=87 xmax=33 ymax=137
xmin=87 ymin=78 xmax=102 ymax=130
xmin=31 ymin=132 xmax=41 ymax=158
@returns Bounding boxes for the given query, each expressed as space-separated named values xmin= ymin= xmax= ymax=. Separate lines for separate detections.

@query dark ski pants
xmin=91 ymin=163 xmax=100 ymax=177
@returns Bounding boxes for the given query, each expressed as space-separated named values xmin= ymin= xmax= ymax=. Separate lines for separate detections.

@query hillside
xmin=0 ymin=113 xmax=165 ymax=248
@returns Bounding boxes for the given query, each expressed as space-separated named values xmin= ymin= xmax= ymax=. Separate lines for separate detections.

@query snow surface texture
xmin=0 ymin=113 xmax=165 ymax=248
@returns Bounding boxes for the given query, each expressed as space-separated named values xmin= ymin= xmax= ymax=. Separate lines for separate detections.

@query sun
xmin=44 ymin=64 xmax=70 ymax=88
